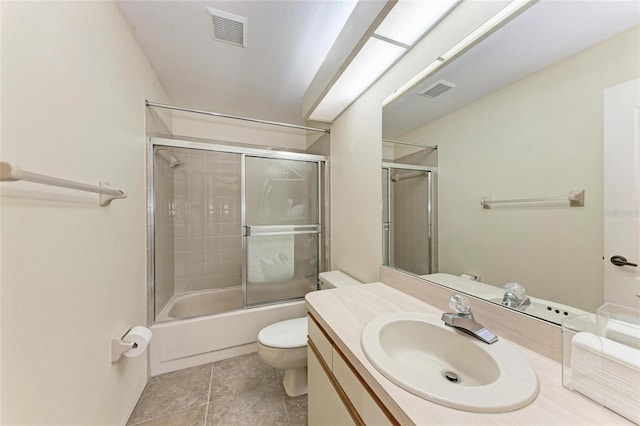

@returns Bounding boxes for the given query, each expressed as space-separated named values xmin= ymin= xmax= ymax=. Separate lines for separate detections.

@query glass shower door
xmin=243 ymin=156 xmax=320 ymax=306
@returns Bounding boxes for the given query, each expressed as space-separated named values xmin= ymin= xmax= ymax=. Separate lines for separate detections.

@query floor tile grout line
xmin=128 ymin=403 xmax=209 ymax=426
xmin=281 ymin=395 xmax=292 ymax=426
xmin=204 ymin=364 xmax=214 ymax=426
xmin=274 ymin=366 xmax=297 ymax=426
xmin=276 ymin=367 xmax=291 ymax=426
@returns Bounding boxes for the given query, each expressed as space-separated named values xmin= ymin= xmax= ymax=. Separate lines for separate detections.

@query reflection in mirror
xmin=382 ymin=1 xmax=640 ymax=323
xmin=382 ymin=150 xmax=435 ymax=275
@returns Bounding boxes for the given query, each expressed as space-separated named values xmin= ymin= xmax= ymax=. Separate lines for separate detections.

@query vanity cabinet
xmin=307 ymin=314 xmax=395 ymax=426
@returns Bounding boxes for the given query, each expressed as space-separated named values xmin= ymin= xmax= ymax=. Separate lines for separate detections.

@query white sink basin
xmin=361 ymin=312 xmax=539 ymax=412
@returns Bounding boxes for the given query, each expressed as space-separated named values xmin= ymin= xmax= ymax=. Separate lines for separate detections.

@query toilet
xmin=256 ymin=270 xmax=362 ymax=396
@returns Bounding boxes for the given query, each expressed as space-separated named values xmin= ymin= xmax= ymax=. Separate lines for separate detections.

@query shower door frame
xmin=382 ymin=162 xmax=435 ymax=275
xmin=148 ymin=137 xmax=327 ymax=321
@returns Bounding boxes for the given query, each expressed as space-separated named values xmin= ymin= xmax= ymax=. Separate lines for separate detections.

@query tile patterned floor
xmin=128 ymin=353 xmax=307 ymax=426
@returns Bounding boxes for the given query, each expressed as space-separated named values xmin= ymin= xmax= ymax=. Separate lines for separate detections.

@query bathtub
xmin=150 ymin=288 xmax=308 ymax=375
xmin=156 ymin=287 xmax=244 ymax=322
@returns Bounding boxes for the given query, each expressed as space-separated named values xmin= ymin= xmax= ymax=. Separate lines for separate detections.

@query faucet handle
xmin=449 ymin=294 xmax=472 ymax=315
xmin=504 ymin=282 xmax=526 ymax=300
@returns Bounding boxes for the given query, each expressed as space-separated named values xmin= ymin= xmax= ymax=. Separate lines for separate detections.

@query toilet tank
xmin=318 ymin=270 xmax=362 ymax=289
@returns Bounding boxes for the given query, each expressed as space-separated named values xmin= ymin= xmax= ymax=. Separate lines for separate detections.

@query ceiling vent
xmin=206 ymin=7 xmax=247 ymax=48
xmin=419 ymin=80 xmax=456 ymax=98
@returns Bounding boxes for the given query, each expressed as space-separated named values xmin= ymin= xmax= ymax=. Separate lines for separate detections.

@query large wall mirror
xmin=382 ymin=1 xmax=640 ymax=324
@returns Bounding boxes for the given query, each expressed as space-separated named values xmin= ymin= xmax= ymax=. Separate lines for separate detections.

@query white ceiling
xmin=117 ymin=1 xmax=358 ymax=125
xmin=383 ymin=0 xmax=640 ymax=139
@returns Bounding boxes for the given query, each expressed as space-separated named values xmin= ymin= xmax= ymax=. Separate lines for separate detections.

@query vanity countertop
xmin=305 ymin=282 xmax=630 ymax=425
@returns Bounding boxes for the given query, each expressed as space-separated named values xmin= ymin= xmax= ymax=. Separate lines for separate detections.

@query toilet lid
xmin=258 ymin=317 xmax=308 ymax=348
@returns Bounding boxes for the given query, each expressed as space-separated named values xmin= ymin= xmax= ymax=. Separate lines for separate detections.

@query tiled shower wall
xmin=153 ymin=151 xmax=175 ymax=316
xmin=172 ymin=147 xmax=243 ymax=294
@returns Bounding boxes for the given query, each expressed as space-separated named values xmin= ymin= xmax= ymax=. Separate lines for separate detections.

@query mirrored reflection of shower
xmin=382 ymin=163 xmax=435 ymax=276
xmin=391 ymin=170 xmax=428 ymax=182
xmin=382 ymin=139 xmax=438 ymax=276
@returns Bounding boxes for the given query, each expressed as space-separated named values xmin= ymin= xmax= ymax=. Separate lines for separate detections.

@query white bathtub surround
xmin=150 ymin=300 xmax=306 ymax=375
xmin=156 ymin=282 xmax=317 ymax=322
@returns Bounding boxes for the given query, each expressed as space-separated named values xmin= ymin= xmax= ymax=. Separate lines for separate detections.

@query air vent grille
xmin=419 ymin=80 xmax=456 ymax=98
xmin=206 ymin=7 xmax=247 ymax=48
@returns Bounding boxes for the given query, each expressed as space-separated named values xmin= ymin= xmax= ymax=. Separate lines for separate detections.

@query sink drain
xmin=443 ymin=371 xmax=460 ymax=383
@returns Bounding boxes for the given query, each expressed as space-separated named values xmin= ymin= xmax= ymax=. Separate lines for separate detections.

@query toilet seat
xmin=257 ymin=317 xmax=307 ymax=348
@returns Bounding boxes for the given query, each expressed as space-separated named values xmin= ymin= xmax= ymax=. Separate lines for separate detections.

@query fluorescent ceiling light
xmin=375 ymin=0 xmax=459 ymax=46
xmin=383 ymin=0 xmax=531 ymax=107
xmin=440 ymin=0 xmax=530 ymax=61
xmin=310 ymin=37 xmax=405 ymax=122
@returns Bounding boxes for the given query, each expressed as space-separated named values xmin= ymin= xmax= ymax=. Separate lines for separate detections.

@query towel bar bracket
xmin=99 ymin=181 xmax=127 ymax=206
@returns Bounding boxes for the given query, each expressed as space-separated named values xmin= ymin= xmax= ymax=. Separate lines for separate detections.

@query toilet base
xmin=283 ymin=366 xmax=308 ymax=397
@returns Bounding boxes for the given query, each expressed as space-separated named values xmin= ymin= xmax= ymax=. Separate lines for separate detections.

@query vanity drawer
xmin=308 ymin=315 xmax=333 ymax=368
xmin=332 ymin=347 xmax=393 ymax=426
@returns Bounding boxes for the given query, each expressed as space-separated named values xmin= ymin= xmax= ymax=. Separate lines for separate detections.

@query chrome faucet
xmin=501 ymin=282 xmax=531 ymax=311
xmin=441 ymin=294 xmax=498 ymax=344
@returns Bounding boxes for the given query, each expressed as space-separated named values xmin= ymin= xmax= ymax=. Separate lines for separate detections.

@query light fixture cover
xmin=439 ymin=0 xmax=530 ymax=61
xmin=384 ymin=0 xmax=532 ymax=107
xmin=310 ymin=37 xmax=405 ymax=122
xmin=374 ymin=0 xmax=459 ymax=46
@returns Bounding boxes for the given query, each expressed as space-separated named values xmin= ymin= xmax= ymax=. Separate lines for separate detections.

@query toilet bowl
xmin=256 ymin=270 xmax=362 ymax=396
xmin=257 ymin=317 xmax=308 ymax=396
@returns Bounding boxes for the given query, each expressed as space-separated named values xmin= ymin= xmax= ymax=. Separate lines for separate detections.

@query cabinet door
xmin=332 ymin=348 xmax=392 ymax=426
xmin=308 ymin=346 xmax=354 ymax=426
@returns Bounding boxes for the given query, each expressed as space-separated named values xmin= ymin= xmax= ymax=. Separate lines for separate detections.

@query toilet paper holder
xmin=111 ymin=327 xmax=135 ymax=363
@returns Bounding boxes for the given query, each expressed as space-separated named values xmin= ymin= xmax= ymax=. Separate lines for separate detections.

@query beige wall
xmin=1 ymin=2 xmax=171 ymax=424
xmin=329 ymin=1 xmax=509 ymax=282
xmin=400 ymin=26 xmax=640 ymax=312
xmin=331 ymin=90 xmax=383 ymax=282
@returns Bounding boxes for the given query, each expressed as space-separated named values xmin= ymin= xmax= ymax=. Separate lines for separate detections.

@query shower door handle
xmin=242 ymin=226 xmax=251 ymax=237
